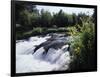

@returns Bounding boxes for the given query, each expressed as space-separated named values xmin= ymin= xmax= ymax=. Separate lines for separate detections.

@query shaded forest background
xmin=15 ymin=2 xmax=95 ymax=40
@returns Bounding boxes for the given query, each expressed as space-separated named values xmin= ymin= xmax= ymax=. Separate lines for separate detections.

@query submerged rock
xmin=33 ymin=34 xmax=69 ymax=55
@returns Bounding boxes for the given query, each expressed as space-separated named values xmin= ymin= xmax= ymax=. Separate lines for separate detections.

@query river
xmin=16 ymin=33 xmax=73 ymax=73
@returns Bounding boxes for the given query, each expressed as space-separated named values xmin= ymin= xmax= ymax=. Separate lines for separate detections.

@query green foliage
xmin=16 ymin=2 xmax=86 ymax=29
xmin=52 ymin=10 xmax=68 ymax=27
xmin=16 ymin=27 xmax=68 ymax=40
xmin=69 ymin=17 xmax=96 ymax=70
xmin=40 ymin=9 xmax=52 ymax=27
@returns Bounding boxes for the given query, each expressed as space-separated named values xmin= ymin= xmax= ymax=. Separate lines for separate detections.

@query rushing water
xmin=16 ymin=33 xmax=73 ymax=73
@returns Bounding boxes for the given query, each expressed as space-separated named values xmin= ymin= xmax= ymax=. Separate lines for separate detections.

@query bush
xmin=69 ymin=18 xmax=96 ymax=71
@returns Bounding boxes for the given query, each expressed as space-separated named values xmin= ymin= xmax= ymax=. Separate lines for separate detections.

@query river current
xmin=16 ymin=33 xmax=73 ymax=73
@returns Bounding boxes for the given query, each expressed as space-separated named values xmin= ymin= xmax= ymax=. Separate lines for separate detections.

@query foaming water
xmin=16 ymin=35 xmax=72 ymax=73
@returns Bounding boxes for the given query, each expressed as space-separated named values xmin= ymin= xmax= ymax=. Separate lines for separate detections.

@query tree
xmin=15 ymin=2 xmax=39 ymax=31
xmin=72 ymin=13 xmax=77 ymax=25
xmin=52 ymin=10 xmax=68 ymax=27
xmin=40 ymin=9 xmax=52 ymax=27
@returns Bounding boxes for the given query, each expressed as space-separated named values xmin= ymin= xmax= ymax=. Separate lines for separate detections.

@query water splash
xmin=16 ymin=34 xmax=72 ymax=73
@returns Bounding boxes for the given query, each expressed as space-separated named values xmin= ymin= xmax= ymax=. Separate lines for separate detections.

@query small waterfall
xmin=33 ymin=47 xmax=46 ymax=59
xmin=16 ymin=34 xmax=72 ymax=73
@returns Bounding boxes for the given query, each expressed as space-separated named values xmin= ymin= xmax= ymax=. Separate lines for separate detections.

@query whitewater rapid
xmin=16 ymin=35 xmax=72 ymax=73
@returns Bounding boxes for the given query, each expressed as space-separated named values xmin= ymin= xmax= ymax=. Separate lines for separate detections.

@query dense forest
xmin=15 ymin=2 xmax=96 ymax=72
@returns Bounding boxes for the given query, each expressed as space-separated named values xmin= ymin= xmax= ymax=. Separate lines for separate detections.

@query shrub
xmin=69 ymin=18 xmax=96 ymax=71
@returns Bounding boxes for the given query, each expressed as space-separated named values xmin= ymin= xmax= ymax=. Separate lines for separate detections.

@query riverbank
xmin=16 ymin=27 xmax=70 ymax=40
